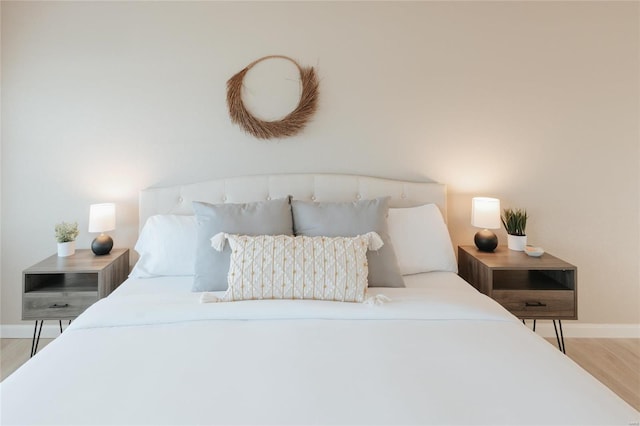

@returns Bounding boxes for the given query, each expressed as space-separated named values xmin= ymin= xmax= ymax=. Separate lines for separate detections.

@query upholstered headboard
xmin=139 ymin=174 xmax=446 ymax=230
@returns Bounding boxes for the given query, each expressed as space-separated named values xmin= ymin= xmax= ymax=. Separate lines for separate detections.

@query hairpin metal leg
xmin=30 ymin=321 xmax=39 ymax=357
xmin=31 ymin=321 xmax=44 ymax=357
xmin=552 ymin=320 xmax=566 ymax=353
xmin=533 ymin=319 xmax=536 ymax=332
xmin=30 ymin=319 xmax=71 ymax=358
xmin=522 ymin=319 xmax=526 ymax=325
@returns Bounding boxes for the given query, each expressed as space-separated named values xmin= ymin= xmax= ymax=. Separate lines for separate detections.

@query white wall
xmin=2 ymin=1 xmax=638 ymax=333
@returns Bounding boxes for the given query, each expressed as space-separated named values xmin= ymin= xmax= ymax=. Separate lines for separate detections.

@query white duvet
xmin=2 ymin=274 xmax=638 ymax=425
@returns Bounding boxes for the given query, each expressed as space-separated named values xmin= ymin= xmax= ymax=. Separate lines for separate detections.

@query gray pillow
xmin=291 ymin=197 xmax=404 ymax=288
xmin=192 ymin=197 xmax=293 ymax=292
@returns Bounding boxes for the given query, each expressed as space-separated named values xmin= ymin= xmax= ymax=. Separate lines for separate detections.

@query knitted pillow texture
xmin=210 ymin=232 xmax=383 ymax=303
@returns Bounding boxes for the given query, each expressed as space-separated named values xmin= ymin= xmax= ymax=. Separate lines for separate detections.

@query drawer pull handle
xmin=525 ymin=301 xmax=547 ymax=307
xmin=49 ymin=303 xmax=69 ymax=309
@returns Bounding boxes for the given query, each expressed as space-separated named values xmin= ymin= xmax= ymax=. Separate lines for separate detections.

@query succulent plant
xmin=501 ymin=208 xmax=527 ymax=236
xmin=55 ymin=221 xmax=79 ymax=243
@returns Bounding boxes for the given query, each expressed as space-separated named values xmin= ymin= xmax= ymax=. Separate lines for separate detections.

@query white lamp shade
xmin=88 ymin=203 xmax=116 ymax=233
xmin=471 ymin=197 xmax=501 ymax=229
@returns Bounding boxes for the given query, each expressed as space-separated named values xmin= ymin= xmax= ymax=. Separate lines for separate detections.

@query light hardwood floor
xmin=1 ymin=338 xmax=53 ymax=381
xmin=548 ymin=338 xmax=639 ymax=412
xmin=1 ymin=337 xmax=638 ymax=411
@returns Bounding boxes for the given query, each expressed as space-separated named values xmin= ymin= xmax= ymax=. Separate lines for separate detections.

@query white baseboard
xmin=1 ymin=323 xmax=71 ymax=339
xmin=2 ymin=322 xmax=639 ymax=339
xmin=520 ymin=321 xmax=640 ymax=338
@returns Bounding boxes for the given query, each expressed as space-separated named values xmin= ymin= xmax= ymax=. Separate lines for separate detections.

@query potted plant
xmin=55 ymin=221 xmax=79 ymax=257
xmin=501 ymin=208 xmax=528 ymax=251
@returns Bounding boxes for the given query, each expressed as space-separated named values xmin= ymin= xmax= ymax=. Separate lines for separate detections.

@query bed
xmin=2 ymin=174 xmax=638 ymax=425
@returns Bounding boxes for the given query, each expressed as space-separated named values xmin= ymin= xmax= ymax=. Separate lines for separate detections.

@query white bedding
xmin=2 ymin=273 xmax=638 ymax=425
xmin=107 ymin=271 xmax=474 ymax=297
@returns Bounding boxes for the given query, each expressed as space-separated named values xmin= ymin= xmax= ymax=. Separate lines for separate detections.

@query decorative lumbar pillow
xmin=192 ymin=197 xmax=293 ymax=292
xmin=130 ymin=215 xmax=197 ymax=278
xmin=209 ymin=232 xmax=383 ymax=302
xmin=387 ymin=203 xmax=457 ymax=275
xmin=291 ymin=198 xmax=404 ymax=288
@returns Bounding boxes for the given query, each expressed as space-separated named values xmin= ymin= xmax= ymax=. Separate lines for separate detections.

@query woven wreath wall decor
xmin=226 ymin=55 xmax=319 ymax=139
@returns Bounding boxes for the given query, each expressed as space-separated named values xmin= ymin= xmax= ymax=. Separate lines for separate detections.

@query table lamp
xmin=89 ymin=203 xmax=115 ymax=255
xmin=471 ymin=197 xmax=500 ymax=252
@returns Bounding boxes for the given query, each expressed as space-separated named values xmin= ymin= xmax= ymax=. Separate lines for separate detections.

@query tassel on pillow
xmin=363 ymin=294 xmax=391 ymax=306
xmin=210 ymin=232 xmax=227 ymax=252
xmin=200 ymin=292 xmax=220 ymax=303
xmin=365 ymin=231 xmax=384 ymax=251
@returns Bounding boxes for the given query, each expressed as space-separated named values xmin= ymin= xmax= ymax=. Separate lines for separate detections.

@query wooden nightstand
xmin=23 ymin=248 xmax=129 ymax=356
xmin=458 ymin=245 xmax=577 ymax=353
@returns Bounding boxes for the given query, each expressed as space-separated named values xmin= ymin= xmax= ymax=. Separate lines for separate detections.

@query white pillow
xmin=210 ymin=232 xmax=383 ymax=302
xmin=130 ymin=215 xmax=197 ymax=277
xmin=387 ymin=204 xmax=457 ymax=275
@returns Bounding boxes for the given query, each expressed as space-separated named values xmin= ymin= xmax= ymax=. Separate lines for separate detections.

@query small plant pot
xmin=507 ymin=235 xmax=527 ymax=251
xmin=57 ymin=241 xmax=76 ymax=257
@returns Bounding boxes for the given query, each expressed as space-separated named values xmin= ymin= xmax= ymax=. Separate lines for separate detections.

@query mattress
xmin=2 ymin=272 xmax=637 ymax=425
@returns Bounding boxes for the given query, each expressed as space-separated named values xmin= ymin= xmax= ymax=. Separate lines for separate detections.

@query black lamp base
xmin=91 ymin=234 xmax=113 ymax=255
xmin=474 ymin=229 xmax=498 ymax=252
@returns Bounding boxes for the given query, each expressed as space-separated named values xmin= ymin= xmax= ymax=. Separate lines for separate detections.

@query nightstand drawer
xmin=492 ymin=289 xmax=576 ymax=319
xmin=23 ymin=292 xmax=97 ymax=320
